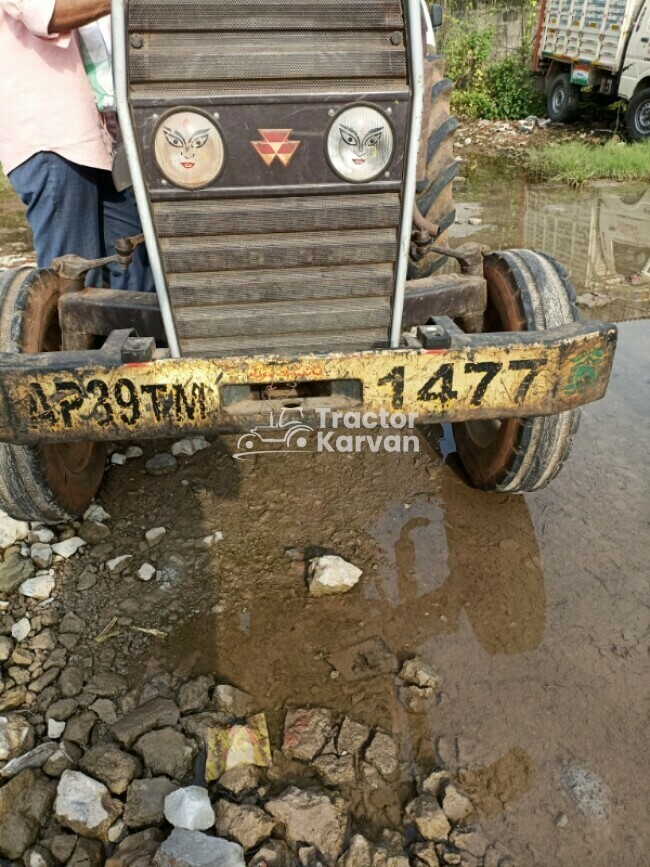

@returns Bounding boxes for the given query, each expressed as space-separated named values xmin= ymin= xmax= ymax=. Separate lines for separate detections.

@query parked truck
xmin=0 ymin=0 xmax=617 ymax=522
xmin=533 ymin=0 xmax=650 ymax=139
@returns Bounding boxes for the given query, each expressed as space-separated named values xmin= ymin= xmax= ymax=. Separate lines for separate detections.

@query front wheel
xmin=547 ymin=72 xmax=580 ymax=122
xmin=453 ymin=250 xmax=580 ymax=493
xmin=625 ymin=87 xmax=650 ymax=141
xmin=0 ymin=268 xmax=106 ymax=522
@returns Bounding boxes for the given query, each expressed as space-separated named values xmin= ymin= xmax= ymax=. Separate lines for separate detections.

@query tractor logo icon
xmin=233 ymin=406 xmax=314 ymax=459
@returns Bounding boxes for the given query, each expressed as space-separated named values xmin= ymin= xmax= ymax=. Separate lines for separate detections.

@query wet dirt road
xmin=1 ymin=170 xmax=648 ymax=866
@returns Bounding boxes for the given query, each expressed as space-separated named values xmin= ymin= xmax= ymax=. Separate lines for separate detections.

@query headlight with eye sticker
xmin=325 ymin=104 xmax=395 ymax=183
xmin=154 ymin=109 xmax=226 ymax=190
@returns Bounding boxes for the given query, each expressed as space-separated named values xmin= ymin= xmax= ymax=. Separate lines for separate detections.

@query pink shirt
xmin=0 ymin=0 xmax=113 ymax=174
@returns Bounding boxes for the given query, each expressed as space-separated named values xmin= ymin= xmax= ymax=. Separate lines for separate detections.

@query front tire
xmin=625 ymin=87 xmax=650 ymax=141
xmin=547 ymin=72 xmax=580 ymax=122
xmin=0 ymin=268 xmax=106 ymax=522
xmin=453 ymin=250 xmax=580 ymax=493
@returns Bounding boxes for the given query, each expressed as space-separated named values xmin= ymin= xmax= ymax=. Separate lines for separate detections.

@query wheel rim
xmin=551 ymin=84 xmax=566 ymax=114
xmin=635 ymin=99 xmax=650 ymax=135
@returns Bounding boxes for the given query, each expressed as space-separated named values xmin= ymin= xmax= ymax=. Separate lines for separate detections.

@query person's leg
xmin=98 ymin=170 xmax=155 ymax=292
xmin=8 ymin=152 xmax=104 ymax=286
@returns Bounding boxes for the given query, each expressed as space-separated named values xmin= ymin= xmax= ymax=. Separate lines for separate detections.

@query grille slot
xmin=131 ymin=32 xmax=405 ymax=82
xmin=153 ymin=194 xmax=401 ymax=236
xmin=129 ymin=0 xmax=403 ymax=31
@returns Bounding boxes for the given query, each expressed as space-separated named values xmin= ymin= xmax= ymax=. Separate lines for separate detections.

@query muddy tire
xmin=547 ymin=72 xmax=580 ymax=123
xmin=453 ymin=250 xmax=580 ymax=493
xmin=625 ymin=87 xmax=650 ymax=142
xmin=0 ymin=268 xmax=106 ymax=522
xmin=408 ymin=53 xmax=459 ymax=280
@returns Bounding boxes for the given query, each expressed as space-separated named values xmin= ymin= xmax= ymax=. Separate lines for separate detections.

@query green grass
xmin=0 ymin=171 xmax=13 ymax=199
xmin=527 ymin=140 xmax=650 ymax=185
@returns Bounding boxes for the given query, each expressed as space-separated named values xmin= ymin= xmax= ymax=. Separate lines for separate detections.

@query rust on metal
xmin=0 ymin=322 xmax=617 ymax=444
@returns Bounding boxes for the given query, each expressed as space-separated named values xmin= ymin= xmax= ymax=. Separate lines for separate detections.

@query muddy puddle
xmin=451 ymin=157 xmax=650 ymax=325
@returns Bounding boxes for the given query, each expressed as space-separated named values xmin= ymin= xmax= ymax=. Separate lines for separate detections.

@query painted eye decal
xmin=326 ymin=105 xmax=394 ymax=183
xmin=339 ymin=125 xmax=361 ymax=148
xmin=154 ymin=110 xmax=226 ymax=190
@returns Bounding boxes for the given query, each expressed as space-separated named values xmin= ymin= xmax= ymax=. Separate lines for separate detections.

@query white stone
xmin=106 ymin=555 xmax=132 ymax=573
xmin=84 ymin=504 xmax=111 ymax=523
xmin=111 ymin=453 xmax=127 ymax=466
xmin=307 ymin=555 xmax=362 ymax=597
xmin=137 ymin=563 xmax=156 ymax=582
xmin=51 ymin=537 xmax=86 ymax=558
xmin=31 ymin=528 xmax=55 ymax=544
xmin=155 ymin=829 xmax=245 ymax=867
xmin=11 ymin=618 xmax=31 ymax=642
xmin=108 ymin=819 xmax=125 ymax=842
xmin=30 ymin=543 xmax=53 ymax=569
xmin=48 ymin=719 xmax=66 ymax=739
xmin=55 ymin=770 xmax=122 ymax=840
xmin=164 ymin=786 xmax=215 ymax=831
xmin=145 ymin=526 xmax=167 ymax=546
xmin=171 ymin=437 xmax=210 ymax=457
xmin=20 ymin=573 xmax=55 ymax=600
xmin=0 ymin=514 xmax=30 ymax=548
xmin=199 ymin=531 xmax=223 ymax=549
xmin=125 ymin=446 xmax=143 ymax=459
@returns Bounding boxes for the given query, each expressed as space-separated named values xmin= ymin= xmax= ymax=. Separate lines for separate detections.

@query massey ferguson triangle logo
xmin=251 ymin=129 xmax=301 ymax=167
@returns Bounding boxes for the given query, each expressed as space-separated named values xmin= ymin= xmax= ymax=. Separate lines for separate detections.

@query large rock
xmin=399 ymin=657 xmax=442 ymax=691
xmin=55 ymin=770 xmax=122 ymax=840
xmin=211 ymin=684 xmax=253 ymax=719
xmin=67 ymin=838 xmax=105 ymax=867
xmin=249 ymin=840 xmax=295 ymax=867
xmin=364 ymin=731 xmax=399 ymax=780
xmin=0 ymin=769 xmax=56 ymax=859
xmin=336 ymin=717 xmax=370 ymax=755
xmin=154 ymin=829 xmax=245 ymax=867
xmin=177 ymin=676 xmax=213 ymax=713
xmin=0 ymin=513 xmax=29 ymax=547
xmin=0 ymin=551 xmax=35 ymax=593
xmin=214 ymin=799 xmax=276 ymax=850
xmin=106 ymin=828 xmax=164 ymax=867
xmin=20 ymin=571 xmax=55 ymax=599
xmin=0 ymin=713 xmax=34 ymax=763
xmin=282 ymin=707 xmax=333 ymax=761
xmin=441 ymin=784 xmax=474 ymax=823
xmin=124 ymin=777 xmax=178 ymax=829
xmin=0 ymin=741 xmax=59 ymax=779
xmin=164 ymin=786 xmax=215 ymax=831
xmin=338 ymin=834 xmax=409 ymax=867
xmin=307 ymin=556 xmax=361 ymax=597
xmin=80 ymin=744 xmax=142 ymax=795
xmin=134 ymin=726 xmax=196 ymax=780
xmin=312 ymin=753 xmax=355 ymax=788
xmin=111 ymin=697 xmax=180 ymax=748
xmin=404 ymin=795 xmax=451 ymax=842
xmin=264 ymin=787 xmax=348 ymax=862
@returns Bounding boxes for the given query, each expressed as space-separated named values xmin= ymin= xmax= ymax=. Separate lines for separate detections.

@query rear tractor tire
xmin=453 ymin=250 xmax=580 ymax=493
xmin=408 ymin=53 xmax=459 ymax=280
xmin=547 ymin=72 xmax=580 ymax=123
xmin=0 ymin=268 xmax=106 ymax=523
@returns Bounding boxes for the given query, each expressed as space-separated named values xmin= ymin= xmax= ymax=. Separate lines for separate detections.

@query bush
xmin=440 ymin=16 xmax=543 ymax=120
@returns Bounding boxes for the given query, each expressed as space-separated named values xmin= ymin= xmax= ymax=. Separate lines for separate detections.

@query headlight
xmin=154 ymin=109 xmax=226 ymax=190
xmin=325 ymin=104 xmax=395 ymax=183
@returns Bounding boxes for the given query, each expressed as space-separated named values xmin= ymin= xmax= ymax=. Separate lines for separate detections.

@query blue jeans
xmin=9 ymin=151 xmax=154 ymax=291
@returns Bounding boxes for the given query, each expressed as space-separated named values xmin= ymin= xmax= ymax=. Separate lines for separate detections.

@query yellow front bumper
xmin=0 ymin=321 xmax=617 ymax=444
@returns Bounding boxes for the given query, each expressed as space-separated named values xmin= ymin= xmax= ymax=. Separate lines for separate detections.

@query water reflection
xmin=452 ymin=160 xmax=650 ymax=323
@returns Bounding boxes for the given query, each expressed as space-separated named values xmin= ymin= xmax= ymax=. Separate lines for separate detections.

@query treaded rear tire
xmin=0 ymin=268 xmax=106 ymax=522
xmin=547 ymin=72 xmax=580 ymax=123
xmin=625 ymin=87 xmax=650 ymax=142
xmin=408 ymin=53 xmax=459 ymax=280
xmin=453 ymin=250 xmax=581 ymax=493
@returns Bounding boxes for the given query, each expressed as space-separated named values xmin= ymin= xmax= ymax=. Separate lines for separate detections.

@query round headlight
xmin=154 ymin=109 xmax=226 ymax=190
xmin=325 ymin=104 xmax=395 ymax=183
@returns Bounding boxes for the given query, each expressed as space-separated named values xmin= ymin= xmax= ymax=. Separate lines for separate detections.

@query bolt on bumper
xmin=0 ymin=321 xmax=617 ymax=444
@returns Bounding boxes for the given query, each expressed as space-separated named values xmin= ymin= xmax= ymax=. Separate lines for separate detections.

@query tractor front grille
xmin=127 ymin=0 xmax=409 ymax=357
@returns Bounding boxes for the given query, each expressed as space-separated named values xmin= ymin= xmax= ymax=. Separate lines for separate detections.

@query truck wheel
xmin=453 ymin=250 xmax=580 ymax=493
xmin=625 ymin=87 xmax=650 ymax=141
xmin=0 ymin=268 xmax=106 ymax=523
xmin=409 ymin=54 xmax=459 ymax=279
xmin=547 ymin=72 xmax=580 ymax=122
